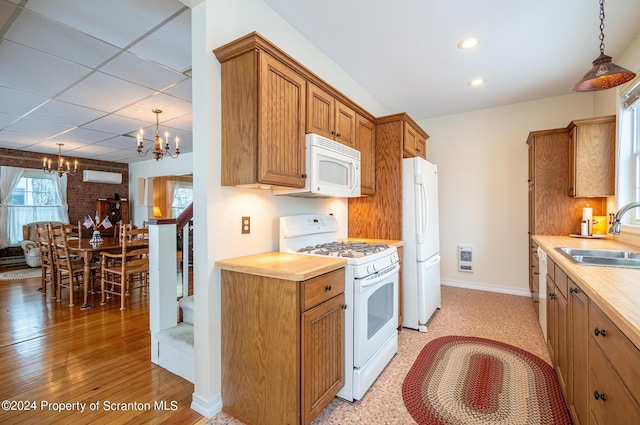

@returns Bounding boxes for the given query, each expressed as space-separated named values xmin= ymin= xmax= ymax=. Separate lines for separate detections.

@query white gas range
xmin=280 ymin=214 xmax=400 ymax=402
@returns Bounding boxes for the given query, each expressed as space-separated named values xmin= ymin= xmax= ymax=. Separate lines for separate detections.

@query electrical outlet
xmin=242 ymin=216 xmax=250 ymax=234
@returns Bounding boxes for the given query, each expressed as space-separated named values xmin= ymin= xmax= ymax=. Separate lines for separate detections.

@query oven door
xmin=352 ymin=263 xmax=399 ymax=368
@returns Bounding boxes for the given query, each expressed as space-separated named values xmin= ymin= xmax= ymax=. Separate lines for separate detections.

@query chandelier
xmin=136 ymin=109 xmax=180 ymax=160
xmin=43 ymin=143 xmax=77 ymax=177
xmin=572 ymin=0 xmax=636 ymax=92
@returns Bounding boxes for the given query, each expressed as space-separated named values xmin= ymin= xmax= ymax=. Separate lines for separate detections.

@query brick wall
xmin=0 ymin=147 xmax=129 ymax=251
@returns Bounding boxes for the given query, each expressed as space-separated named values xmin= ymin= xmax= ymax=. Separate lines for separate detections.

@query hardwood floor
xmin=0 ymin=266 xmax=203 ymax=424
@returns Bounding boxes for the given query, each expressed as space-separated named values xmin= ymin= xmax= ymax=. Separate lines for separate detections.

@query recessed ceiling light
xmin=458 ymin=37 xmax=479 ymax=50
xmin=468 ymin=78 xmax=485 ymax=87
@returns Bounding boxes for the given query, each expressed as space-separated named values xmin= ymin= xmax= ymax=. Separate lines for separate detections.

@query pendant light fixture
xmin=572 ymin=0 xmax=636 ymax=92
xmin=43 ymin=143 xmax=77 ymax=177
xmin=136 ymin=109 xmax=180 ymax=161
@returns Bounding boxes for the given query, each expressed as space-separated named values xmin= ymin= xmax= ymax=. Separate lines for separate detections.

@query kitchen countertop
xmin=533 ymin=235 xmax=640 ymax=349
xmin=215 ymin=252 xmax=346 ymax=281
xmin=340 ymin=237 xmax=404 ymax=247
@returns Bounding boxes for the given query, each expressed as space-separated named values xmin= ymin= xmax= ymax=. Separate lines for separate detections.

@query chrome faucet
xmin=608 ymin=202 xmax=640 ymax=235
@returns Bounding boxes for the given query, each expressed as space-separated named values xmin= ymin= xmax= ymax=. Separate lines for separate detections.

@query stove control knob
xmin=391 ymin=253 xmax=399 ymax=263
xmin=367 ymin=263 xmax=377 ymax=274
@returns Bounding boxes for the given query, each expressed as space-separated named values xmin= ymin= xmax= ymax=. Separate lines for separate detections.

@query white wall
xmin=187 ymin=0 xmax=391 ymax=417
xmin=418 ymin=94 xmax=599 ymax=295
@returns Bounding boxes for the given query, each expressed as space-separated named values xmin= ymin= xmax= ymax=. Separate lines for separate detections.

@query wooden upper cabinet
xmin=214 ymin=34 xmax=306 ymax=189
xmin=259 ymin=53 xmax=307 ymax=186
xmin=355 ymin=114 xmax=375 ymax=195
xmin=307 ymin=82 xmax=356 ymax=148
xmin=401 ymin=120 xmax=428 ymax=159
xmin=567 ymin=115 xmax=615 ymax=197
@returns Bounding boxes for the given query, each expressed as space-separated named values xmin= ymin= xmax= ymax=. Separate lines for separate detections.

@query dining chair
xmin=100 ymin=227 xmax=149 ymax=310
xmin=51 ymin=226 xmax=98 ymax=306
xmin=36 ymin=223 xmax=56 ymax=297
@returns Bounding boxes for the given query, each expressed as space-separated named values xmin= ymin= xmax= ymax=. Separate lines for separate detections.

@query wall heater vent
xmin=458 ymin=245 xmax=474 ymax=272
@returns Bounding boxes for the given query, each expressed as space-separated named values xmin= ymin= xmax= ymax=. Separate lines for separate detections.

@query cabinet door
xmin=355 ymin=114 xmax=375 ymax=196
xmin=556 ymin=289 xmax=568 ymax=399
xmin=568 ymin=283 xmax=589 ymax=425
xmin=403 ymin=122 xmax=419 ymax=157
xmin=259 ymin=52 xmax=306 ymax=187
xmin=570 ymin=118 xmax=615 ymax=197
xmin=335 ymin=100 xmax=356 ymax=148
xmin=302 ymin=294 xmax=345 ymax=425
xmin=306 ymin=83 xmax=335 ymax=140
xmin=546 ymin=274 xmax=556 ymax=361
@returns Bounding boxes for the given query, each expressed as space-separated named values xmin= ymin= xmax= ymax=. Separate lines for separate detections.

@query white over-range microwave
xmin=275 ymin=133 xmax=361 ymax=198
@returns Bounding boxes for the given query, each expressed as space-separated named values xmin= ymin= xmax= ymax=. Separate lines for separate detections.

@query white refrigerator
xmin=402 ymin=157 xmax=441 ymax=332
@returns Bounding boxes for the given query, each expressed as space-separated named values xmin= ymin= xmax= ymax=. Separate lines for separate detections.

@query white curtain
xmin=0 ymin=166 xmax=25 ymax=249
xmin=52 ymin=173 xmax=70 ymax=223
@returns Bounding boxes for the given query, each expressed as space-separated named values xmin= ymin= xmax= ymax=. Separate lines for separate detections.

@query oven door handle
xmin=356 ymin=263 xmax=400 ymax=290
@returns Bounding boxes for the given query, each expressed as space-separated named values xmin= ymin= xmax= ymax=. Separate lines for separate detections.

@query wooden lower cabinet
xmin=545 ymin=256 xmax=640 ymax=425
xmin=567 ymin=281 xmax=589 ymax=425
xmin=546 ymin=259 xmax=568 ymax=398
xmin=221 ymin=268 xmax=345 ymax=425
xmin=589 ymin=302 xmax=640 ymax=425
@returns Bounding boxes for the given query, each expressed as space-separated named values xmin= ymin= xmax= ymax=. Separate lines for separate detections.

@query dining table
xmin=67 ymin=237 xmax=123 ymax=310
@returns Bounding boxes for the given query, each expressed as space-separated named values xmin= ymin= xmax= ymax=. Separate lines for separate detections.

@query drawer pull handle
xmin=341 ymin=304 xmax=347 ymax=310
xmin=594 ymin=327 xmax=607 ymax=337
xmin=593 ymin=391 xmax=606 ymax=401
xmin=570 ymin=287 xmax=579 ymax=294
xmin=325 ymin=285 xmax=332 ymax=291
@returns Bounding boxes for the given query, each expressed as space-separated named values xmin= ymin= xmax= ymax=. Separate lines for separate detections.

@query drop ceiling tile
xmin=81 ymin=114 xmax=149 ymax=136
xmin=5 ymin=117 xmax=74 ymax=140
xmin=128 ymin=8 xmax=191 ymax=72
xmin=4 ymin=8 xmax=120 ymax=68
xmin=0 ymin=112 xmax=20 ymax=128
xmin=69 ymin=142 xmax=123 ymax=156
xmin=24 ymin=100 xmax=106 ymax=127
xmin=164 ymin=78 xmax=192 ymax=102
xmin=95 ymin=135 xmax=139 ymax=150
xmin=0 ymin=87 xmax=49 ymax=117
xmin=24 ymin=0 xmax=187 ymax=49
xmin=100 ymin=51 xmax=185 ymax=91
xmin=31 ymin=139 xmax=85 ymax=154
xmin=118 ymin=92 xmax=191 ymax=123
xmin=0 ymin=40 xmax=92 ymax=97
xmin=57 ymin=71 xmax=155 ymax=113
xmin=163 ymin=113 xmax=192 ymax=133
xmin=50 ymin=127 xmax=114 ymax=143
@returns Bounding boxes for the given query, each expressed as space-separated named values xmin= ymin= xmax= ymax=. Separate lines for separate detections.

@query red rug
xmin=402 ymin=336 xmax=571 ymax=425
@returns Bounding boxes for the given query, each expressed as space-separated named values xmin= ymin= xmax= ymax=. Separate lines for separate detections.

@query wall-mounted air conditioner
xmin=83 ymin=170 xmax=122 ymax=184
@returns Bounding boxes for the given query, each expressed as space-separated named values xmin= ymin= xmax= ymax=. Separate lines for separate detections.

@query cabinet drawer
xmin=547 ymin=258 xmax=555 ymax=281
xmin=589 ymin=342 xmax=640 ymax=424
xmin=303 ymin=269 xmax=345 ymax=311
xmin=554 ymin=263 xmax=568 ymax=298
xmin=590 ymin=301 xmax=640 ymax=404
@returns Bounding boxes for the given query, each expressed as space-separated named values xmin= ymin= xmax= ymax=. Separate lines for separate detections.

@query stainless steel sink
xmin=556 ymin=247 xmax=640 ymax=269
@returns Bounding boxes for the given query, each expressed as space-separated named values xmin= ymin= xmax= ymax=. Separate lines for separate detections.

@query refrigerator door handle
xmin=415 ymin=174 xmax=428 ymax=244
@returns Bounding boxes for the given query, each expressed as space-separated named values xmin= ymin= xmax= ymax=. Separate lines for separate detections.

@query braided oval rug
xmin=402 ymin=336 xmax=571 ymax=425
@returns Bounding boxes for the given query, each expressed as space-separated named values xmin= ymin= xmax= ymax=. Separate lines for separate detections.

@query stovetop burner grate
xmin=297 ymin=241 xmax=390 ymax=258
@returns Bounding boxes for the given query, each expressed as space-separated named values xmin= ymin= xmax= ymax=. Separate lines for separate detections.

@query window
xmin=7 ymin=169 xmax=65 ymax=245
xmin=171 ymin=184 xmax=193 ymax=218
xmin=619 ymin=80 xmax=640 ymax=225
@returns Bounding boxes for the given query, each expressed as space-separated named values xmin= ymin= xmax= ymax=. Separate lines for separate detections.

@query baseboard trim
xmin=191 ymin=391 xmax=222 ymax=419
xmin=442 ymin=278 xmax=530 ymax=297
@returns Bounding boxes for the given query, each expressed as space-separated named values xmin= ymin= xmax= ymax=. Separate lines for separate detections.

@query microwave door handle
xmin=350 ymin=160 xmax=358 ymax=193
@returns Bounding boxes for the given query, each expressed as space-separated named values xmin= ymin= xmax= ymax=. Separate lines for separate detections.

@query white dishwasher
xmin=537 ymin=247 xmax=547 ymax=340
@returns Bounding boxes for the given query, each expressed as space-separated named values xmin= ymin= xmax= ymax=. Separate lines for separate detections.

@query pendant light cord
xmin=599 ymin=0 xmax=606 ymax=54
